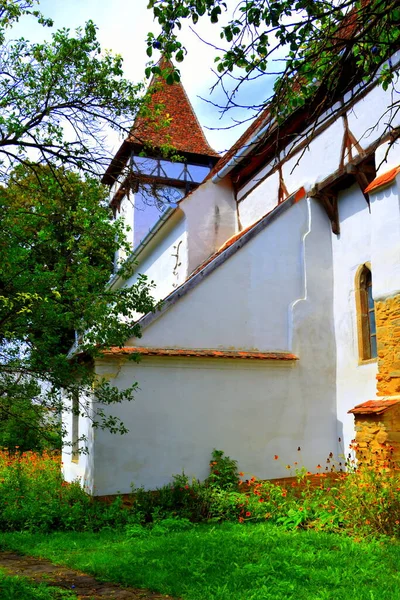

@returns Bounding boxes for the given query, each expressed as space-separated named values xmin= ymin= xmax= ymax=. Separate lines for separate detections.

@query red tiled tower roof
xmin=102 ymin=57 xmax=219 ymax=185
xmin=130 ymin=57 xmax=218 ymax=157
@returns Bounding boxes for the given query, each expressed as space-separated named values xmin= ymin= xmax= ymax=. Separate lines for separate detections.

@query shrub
xmin=0 ymin=449 xmax=129 ymax=532
xmin=3 ymin=446 xmax=400 ymax=539
xmin=206 ymin=449 xmax=240 ymax=490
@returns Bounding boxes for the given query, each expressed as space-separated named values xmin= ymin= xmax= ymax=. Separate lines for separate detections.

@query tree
xmin=0 ymin=0 xmax=144 ymax=180
xmin=146 ymin=0 xmax=400 ymax=137
xmin=0 ymin=166 xmax=157 ymax=449
xmin=0 ymin=0 xmax=161 ymax=449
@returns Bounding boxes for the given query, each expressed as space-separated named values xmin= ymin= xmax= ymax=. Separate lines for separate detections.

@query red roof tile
xmin=102 ymin=347 xmax=298 ymax=361
xmin=348 ymin=399 xmax=400 ymax=415
xmin=130 ymin=57 xmax=218 ymax=158
xmin=364 ymin=165 xmax=400 ymax=193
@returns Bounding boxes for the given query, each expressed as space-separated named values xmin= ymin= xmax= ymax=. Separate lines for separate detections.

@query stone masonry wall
xmin=354 ymin=420 xmax=393 ymax=469
xmin=376 ymin=294 xmax=400 ymax=396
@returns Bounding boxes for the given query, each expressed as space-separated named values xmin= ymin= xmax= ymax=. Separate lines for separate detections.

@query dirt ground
xmin=0 ymin=551 xmax=176 ymax=599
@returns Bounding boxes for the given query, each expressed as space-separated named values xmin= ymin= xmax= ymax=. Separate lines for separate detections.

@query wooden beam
xmin=310 ymin=186 xmax=340 ymax=234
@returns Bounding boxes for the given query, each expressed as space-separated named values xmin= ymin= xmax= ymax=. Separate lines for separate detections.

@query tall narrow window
xmin=72 ymin=394 xmax=79 ymax=463
xmin=355 ymin=264 xmax=377 ymax=362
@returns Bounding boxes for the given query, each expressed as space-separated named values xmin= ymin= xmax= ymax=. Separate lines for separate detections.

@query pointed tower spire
xmin=102 ymin=57 xmax=219 ymax=186
xmin=130 ymin=57 xmax=218 ymax=157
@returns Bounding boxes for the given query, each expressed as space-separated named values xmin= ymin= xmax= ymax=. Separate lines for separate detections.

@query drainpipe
xmin=211 ymin=118 xmax=276 ymax=184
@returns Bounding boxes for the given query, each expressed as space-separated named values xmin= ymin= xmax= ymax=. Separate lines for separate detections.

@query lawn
xmin=1 ymin=523 xmax=400 ymax=600
xmin=0 ymin=570 xmax=74 ymax=600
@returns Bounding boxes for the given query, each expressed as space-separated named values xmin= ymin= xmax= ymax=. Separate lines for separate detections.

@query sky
xmin=11 ymin=0 xmax=277 ymax=155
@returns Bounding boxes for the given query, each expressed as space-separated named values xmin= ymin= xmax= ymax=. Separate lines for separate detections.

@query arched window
xmin=355 ymin=264 xmax=377 ymax=362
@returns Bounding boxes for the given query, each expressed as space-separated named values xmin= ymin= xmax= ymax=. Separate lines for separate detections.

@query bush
xmin=0 ymin=449 xmax=129 ymax=532
xmin=3 ymin=446 xmax=400 ymax=539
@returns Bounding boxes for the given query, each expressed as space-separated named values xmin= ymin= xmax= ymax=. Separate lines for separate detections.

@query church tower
xmin=103 ymin=58 xmax=219 ymax=259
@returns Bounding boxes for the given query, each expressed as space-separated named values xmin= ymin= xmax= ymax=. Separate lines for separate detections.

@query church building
xmin=63 ymin=55 xmax=400 ymax=496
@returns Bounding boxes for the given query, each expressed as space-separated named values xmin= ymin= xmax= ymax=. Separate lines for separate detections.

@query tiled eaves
xmin=137 ymin=187 xmax=305 ymax=332
xmin=348 ymin=397 xmax=400 ymax=415
xmin=102 ymin=347 xmax=298 ymax=361
xmin=364 ymin=165 xmax=400 ymax=194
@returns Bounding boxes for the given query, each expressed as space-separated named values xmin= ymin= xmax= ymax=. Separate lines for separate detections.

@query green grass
xmin=0 ymin=570 xmax=75 ymax=600
xmin=1 ymin=523 xmax=400 ymax=599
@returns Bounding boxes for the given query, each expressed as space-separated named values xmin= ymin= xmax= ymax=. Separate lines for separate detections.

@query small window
xmin=355 ymin=264 xmax=377 ymax=362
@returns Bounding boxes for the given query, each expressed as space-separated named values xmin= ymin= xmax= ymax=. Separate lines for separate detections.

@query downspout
xmin=211 ymin=118 xmax=276 ymax=184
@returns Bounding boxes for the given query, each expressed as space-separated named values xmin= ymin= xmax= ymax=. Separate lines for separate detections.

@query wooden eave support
xmin=310 ymin=186 xmax=340 ymax=235
xmin=345 ymin=162 xmax=374 ymax=205
xmin=309 ymin=157 xmax=376 ymax=234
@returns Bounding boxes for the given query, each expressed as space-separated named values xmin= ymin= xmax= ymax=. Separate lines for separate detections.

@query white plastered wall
xmin=180 ymin=178 xmax=237 ymax=274
xmin=238 ymin=170 xmax=280 ymax=229
xmin=122 ymin=213 xmax=188 ymax=307
xmin=62 ymin=392 xmax=95 ymax=494
xmin=89 ymin=198 xmax=337 ymax=494
xmin=332 ymin=184 xmax=378 ymax=454
xmin=369 ymin=141 xmax=400 ymax=301
xmin=114 ymin=194 xmax=134 ymax=266
xmin=236 ymin=73 xmax=400 ymax=232
xmin=130 ymin=200 xmax=308 ymax=351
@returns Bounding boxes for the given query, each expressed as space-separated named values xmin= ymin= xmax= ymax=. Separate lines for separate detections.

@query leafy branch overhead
xmin=0 ymin=0 xmax=144 ymax=179
xmin=146 ymin=0 xmax=400 ymax=123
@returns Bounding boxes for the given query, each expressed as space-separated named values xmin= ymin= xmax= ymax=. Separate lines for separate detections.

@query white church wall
xmin=370 ymin=176 xmax=400 ymax=301
xmin=282 ymin=117 xmax=345 ymax=191
xmin=115 ymin=194 xmax=135 ymax=266
xmin=331 ymin=184 xmax=378 ymax=455
xmin=62 ymin=392 xmax=95 ymax=495
xmin=181 ymin=178 xmax=237 ymax=275
xmin=132 ymin=199 xmax=309 ymax=352
xmin=236 ymin=157 xmax=276 ymax=201
xmin=346 ymin=82 xmax=400 ymax=148
xmin=92 ymin=357 xmax=301 ymax=494
xmin=369 ymin=140 xmax=400 ymax=301
xmin=238 ymin=170 xmax=280 ymax=229
xmin=122 ymin=212 xmax=188 ymax=307
xmin=234 ymin=76 xmax=400 ymax=235
xmin=89 ymin=197 xmax=337 ymax=494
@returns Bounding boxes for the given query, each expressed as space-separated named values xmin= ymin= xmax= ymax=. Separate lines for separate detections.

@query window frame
xmin=355 ymin=262 xmax=377 ymax=364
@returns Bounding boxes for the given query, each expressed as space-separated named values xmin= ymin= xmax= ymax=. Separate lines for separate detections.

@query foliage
xmin=146 ymin=0 xmax=400 ymax=128
xmin=129 ymin=448 xmax=400 ymax=539
xmin=0 ymin=449 xmax=132 ymax=533
xmin=3 ymin=525 xmax=400 ymax=600
xmin=0 ymin=0 xmax=144 ymax=179
xmin=0 ymin=165 xmax=157 ymax=445
xmin=3 ymin=446 xmax=400 ymax=541
xmin=0 ymin=0 xmax=160 ymax=444
xmin=0 ymin=571 xmax=75 ymax=600
xmin=206 ymin=448 xmax=239 ymax=490
xmin=0 ymin=393 xmax=61 ymax=452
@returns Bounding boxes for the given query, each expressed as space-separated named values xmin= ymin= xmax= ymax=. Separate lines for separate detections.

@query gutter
xmin=211 ymin=118 xmax=276 ymax=183
xmin=108 ymin=205 xmax=178 ymax=290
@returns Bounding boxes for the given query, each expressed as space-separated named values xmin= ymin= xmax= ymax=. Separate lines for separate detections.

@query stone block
xmin=376 ymin=430 xmax=389 ymax=444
